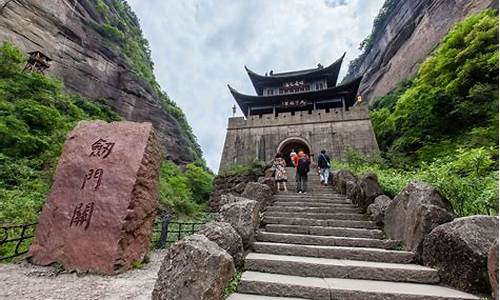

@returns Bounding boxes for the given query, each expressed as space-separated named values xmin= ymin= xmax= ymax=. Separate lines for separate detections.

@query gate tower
xmin=219 ymin=53 xmax=379 ymax=171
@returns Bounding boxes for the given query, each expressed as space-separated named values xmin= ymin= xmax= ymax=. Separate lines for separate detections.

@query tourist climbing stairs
xmin=228 ymin=168 xmax=479 ymax=300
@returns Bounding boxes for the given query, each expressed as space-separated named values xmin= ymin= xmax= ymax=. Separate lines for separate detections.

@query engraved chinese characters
xmin=70 ymin=202 xmax=94 ymax=230
xmin=30 ymin=121 xmax=161 ymax=274
xmin=89 ymin=138 xmax=115 ymax=159
xmin=71 ymin=139 xmax=114 ymax=231
xmin=69 ymin=139 xmax=114 ymax=230
xmin=81 ymin=168 xmax=104 ymax=191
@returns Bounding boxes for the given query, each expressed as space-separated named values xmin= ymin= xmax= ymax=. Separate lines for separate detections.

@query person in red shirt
xmin=292 ymin=151 xmax=300 ymax=168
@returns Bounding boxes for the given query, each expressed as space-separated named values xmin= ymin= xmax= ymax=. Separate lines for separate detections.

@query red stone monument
xmin=29 ymin=121 xmax=161 ymax=274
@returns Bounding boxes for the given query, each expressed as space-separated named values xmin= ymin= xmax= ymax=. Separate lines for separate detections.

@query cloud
xmin=127 ymin=0 xmax=384 ymax=172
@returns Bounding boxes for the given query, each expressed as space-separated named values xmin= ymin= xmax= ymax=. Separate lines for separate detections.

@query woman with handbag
xmin=272 ymin=152 xmax=288 ymax=192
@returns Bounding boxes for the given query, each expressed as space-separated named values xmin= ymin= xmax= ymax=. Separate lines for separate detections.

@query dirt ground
xmin=0 ymin=250 xmax=167 ymax=300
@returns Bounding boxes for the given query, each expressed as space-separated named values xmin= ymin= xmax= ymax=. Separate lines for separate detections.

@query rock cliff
xmin=346 ymin=0 xmax=497 ymax=102
xmin=0 ymin=0 xmax=198 ymax=165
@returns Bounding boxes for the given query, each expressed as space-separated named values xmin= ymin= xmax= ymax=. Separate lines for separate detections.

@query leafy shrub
xmin=336 ymin=147 xmax=498 ymax=217
xmin=158 ymin=161 xmax=214 ymax=217
xmin=185 ymin=164 xmax=214 ymax=204
xmin=95 ymin=23 xmax=124 ymax=43
xmin=220 ymin=160 xmax=267 ymax=177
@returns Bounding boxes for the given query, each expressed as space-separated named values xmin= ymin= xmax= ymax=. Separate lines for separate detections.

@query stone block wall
xmin=219 ymin=105 xmax=379 ymax=172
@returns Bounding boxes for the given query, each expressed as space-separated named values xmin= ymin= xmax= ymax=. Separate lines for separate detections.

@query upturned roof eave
xmin=228 ymin=75 xmax=362 ymax=116
xmin=244 ymin=52 xmax=346 ymax=95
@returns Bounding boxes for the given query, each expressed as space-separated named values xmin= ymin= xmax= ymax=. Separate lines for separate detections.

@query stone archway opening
xmin=277 ymin=138 xmax=311 ymax=167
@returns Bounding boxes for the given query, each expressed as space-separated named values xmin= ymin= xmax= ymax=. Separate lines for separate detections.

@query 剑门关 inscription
xmin=69 ymin=202 xmax=95 ymax=230
xmin=89 ymin=138 xmax=115 ymax=159
xmin=81 ymin=168 xmax=104 ymax=190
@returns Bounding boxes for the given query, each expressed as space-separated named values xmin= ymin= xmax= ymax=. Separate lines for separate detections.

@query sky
xmin=127 ymin=0 xmax=385 ymax=172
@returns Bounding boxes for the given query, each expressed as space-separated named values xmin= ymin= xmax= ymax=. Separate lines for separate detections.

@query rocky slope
xmin=0 ymin=0 xmax=198 ymax=165
xmin=347 ymin=0 xmax=497 ymax=102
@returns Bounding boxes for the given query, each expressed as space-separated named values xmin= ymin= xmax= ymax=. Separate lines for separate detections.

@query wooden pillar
xmin=341 ymin=97 xmax=346 ymax=112
xmin=313 ymin=101 xmax=317 ymax=111
xmin=247 ymin=106 xmax=251 ymax=117
xmin=273 ymin=105 xmax=276 ymax=117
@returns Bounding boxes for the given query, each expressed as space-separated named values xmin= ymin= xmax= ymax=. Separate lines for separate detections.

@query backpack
xmin=297 ymin=157 xmax=310 ymax=175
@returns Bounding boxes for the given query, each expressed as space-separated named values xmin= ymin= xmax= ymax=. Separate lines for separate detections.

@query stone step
xmin=227 ymin=294 xmax=308 ymax=300
xmin=272 ymin=201 xmax=355 ymax=208
xmin=272 ymin=198 xmax=350 ymax=204
xmin=274 ymin=191 xmax=343 ymax=195
xmin=253 ymin=242 xmax=415 ymax=263
xmin=257 ymin=232 xmax=401 ymax=250
xmin=273 ymin=199 xmax=357 ymax=207
xmin=238 ymin=271 xmax=479 ymax=300
xmin=267 ymin=205 xmax=360 ymax=214
xmin=245 ymin=253 xmax=439 ymax=283
xmin=276 ymin=194 xmax=339 ymax=198
xmin=265 ymin=212 xmax=368 ymax=221
xmin=265 ymin=224 xmax=383 ymax=239
xmin=264 ymin=216 xmax=378 ymax=229
xmin=285 ymin=186 xmax=333 ymax=191
xmin=273 ymin=197 xmax=347 ymax=202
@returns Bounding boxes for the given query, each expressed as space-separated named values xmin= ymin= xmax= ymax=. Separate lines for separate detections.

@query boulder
xmin=208 ymin=190 xmax=225 ymax=212
xmin=264 ymin=168 xmax=275 ymax=178
xmin=29 ymin=121 xmax=161 ymax=274
xmin=359 ymin=173 xmax=384 ymax=212
xmin=489 ymin=240 xmax=499 ymax=300
xmin=219 ymin=194 xmax=248 ymax=207
xmin=241 ymin=182 xmax=274 ymax=211
xmin=384 ymin=181 xmax=454 ymax=261
xmin=422 ymin=216 xmax=499 ymax=294
xmin=332 ymin=170 xmax=357 ymax=195
xmin=258 ymin=176 xmax=277 ymax=194
xmin=345 ymin=180 xmax=365 ymax=208
xmin=152 ymin=234 xmax=235 ymax=300
xmin=234 ymin=182 xmax=247 ymax=194
xmin=197 ymin=221 xmax=244 ymax=268
xmin=367 ymin=195 xmax=392 ymax=225
xmin=219 ymin=199 xmax=260 ymax=249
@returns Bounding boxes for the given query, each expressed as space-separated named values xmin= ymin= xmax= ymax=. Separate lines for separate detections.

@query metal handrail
xmin=1 ymin=216 xmax=207 ymax=261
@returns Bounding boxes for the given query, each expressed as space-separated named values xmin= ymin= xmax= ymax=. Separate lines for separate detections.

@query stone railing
xmin=331 ymin=169 xmax=499 ymax=297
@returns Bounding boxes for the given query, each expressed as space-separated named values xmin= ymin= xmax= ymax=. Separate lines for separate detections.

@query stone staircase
xmin=228 ymin=169 xmax=479 ymax=300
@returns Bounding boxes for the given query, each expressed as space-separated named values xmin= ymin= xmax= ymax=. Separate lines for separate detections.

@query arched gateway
xmin=218 ymin=53 xmax=379 ymax=172
xmin=277 ymin=137 xmax=311 ymax=167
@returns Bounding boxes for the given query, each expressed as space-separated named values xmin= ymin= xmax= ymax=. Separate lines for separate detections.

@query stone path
xmin=229 ymin=169 xmax=479 ymax=300
xmin=0 ymin=249 xmax=167 ymax=300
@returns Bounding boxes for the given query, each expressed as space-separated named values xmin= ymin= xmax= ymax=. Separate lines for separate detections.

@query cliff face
xmin=0 ymin=0 xmax=196 ymax=165
xmin=349 ymin=0 xmax=497 ymax=101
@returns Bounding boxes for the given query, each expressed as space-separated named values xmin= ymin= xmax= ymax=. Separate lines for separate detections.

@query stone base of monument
xmin=29 ymin=121 xmax=161 ymax=274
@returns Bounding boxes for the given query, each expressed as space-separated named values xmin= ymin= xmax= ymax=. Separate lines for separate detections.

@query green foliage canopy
xmin=351 ymin=10 xmax=499 ymax=217
xmin=0 ymin=42 xmax=121 ymax=224
xmin=371 ymin=10 xmax=498 ymax=165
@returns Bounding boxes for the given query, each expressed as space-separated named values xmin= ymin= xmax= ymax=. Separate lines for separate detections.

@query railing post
xmin=14 ymin=225 xmax=27 ymax=256
xmin=158 ymin=214 xmax=171 ymax=248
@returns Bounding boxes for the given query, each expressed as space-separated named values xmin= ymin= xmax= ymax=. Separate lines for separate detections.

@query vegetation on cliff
xmin=0 ymin=42 xmax=120 ymax=223
xmin=343 ymin=10 xmax=499 ymax=217
xmin=344 ymin=0 xmax=399 ymax=81
xmin=92 ymin=0 xmax=205 ymax=167
xmin=0 ymin=42 xmax=213 ymax=225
